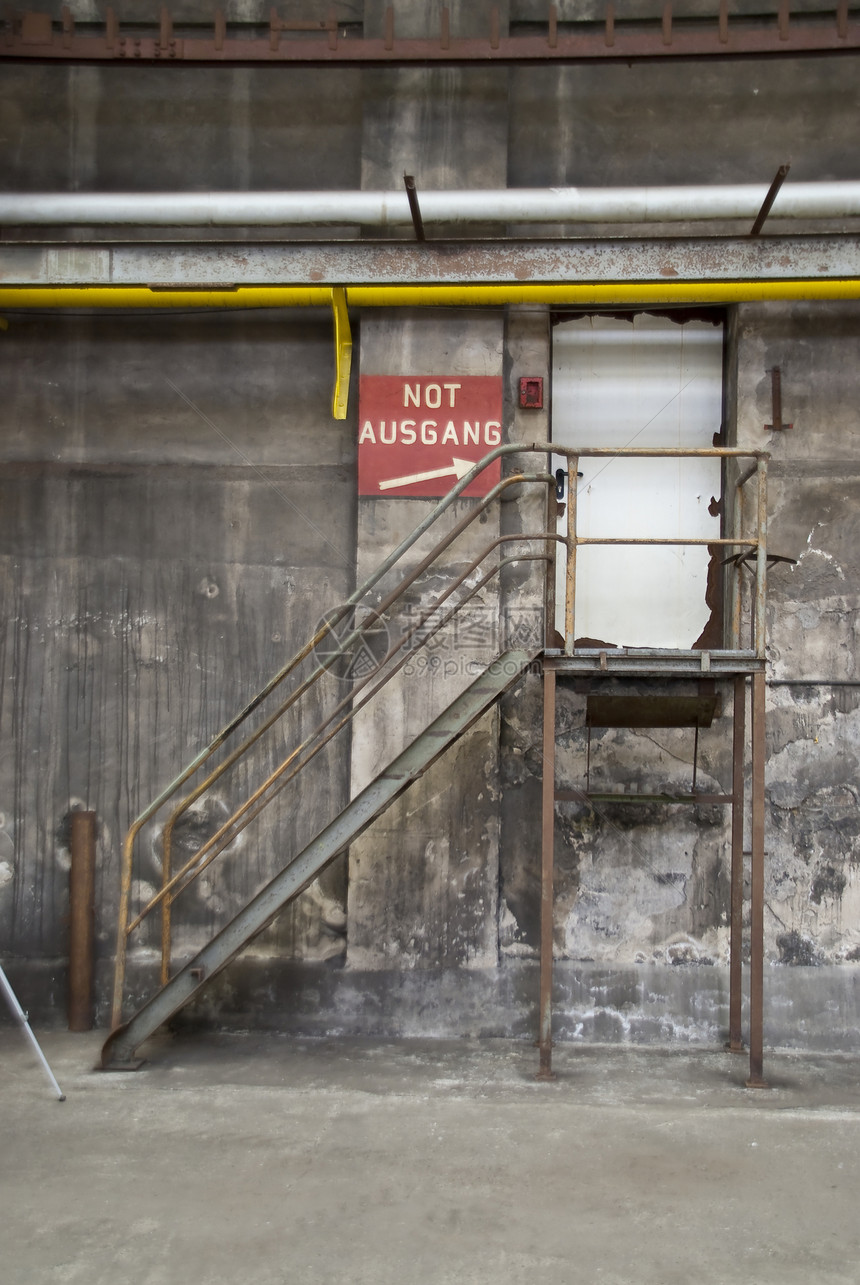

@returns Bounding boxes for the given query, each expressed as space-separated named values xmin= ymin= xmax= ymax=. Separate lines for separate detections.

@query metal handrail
xmin=132 ymin=533 xmax=557 ymax=933
xmin=110 ymin=449 xmax=551 ymax=1022
xmin=110 ymin=440 xmax=767 ymax=1027
xmin=141 ymin=542 xmax=558 ymax=944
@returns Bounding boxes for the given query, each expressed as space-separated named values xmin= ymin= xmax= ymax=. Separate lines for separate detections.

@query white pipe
xmin=2 ymin=183 xmax=860 ymax=226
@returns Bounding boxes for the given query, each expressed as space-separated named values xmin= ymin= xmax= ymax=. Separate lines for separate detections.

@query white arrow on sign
xmin=378 ymin=457 xmax=476 ymax=492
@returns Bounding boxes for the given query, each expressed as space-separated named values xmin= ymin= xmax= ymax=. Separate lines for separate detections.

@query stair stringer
xmin=101 ymin=648 xmax=539 ymax=1068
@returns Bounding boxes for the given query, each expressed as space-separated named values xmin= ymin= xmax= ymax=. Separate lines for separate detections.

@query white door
xmin=552 ymin=313 xmax=724 ymax=650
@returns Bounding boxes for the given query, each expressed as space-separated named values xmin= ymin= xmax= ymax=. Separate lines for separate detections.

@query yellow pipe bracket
xmin=331 ymin=286 xmax=352 ymax=420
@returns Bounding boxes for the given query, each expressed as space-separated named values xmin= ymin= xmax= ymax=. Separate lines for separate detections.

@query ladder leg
xmin=0 ymin=965 xmax=65 ymax=1102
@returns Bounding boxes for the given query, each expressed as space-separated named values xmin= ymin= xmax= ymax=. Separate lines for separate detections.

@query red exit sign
xmin=358 ymin=374 xmax=503 ymax=498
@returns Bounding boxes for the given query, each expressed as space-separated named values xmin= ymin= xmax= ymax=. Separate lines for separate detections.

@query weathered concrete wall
xmin=735 ymin=302 xmax=860 ymax=970
xmin=0 ymin=310 xmax=357 ymax=1018
xmin=509 ymin=46 xmax=860 ymax=210
xmin=348 ymin=311 xmax=506 ymax=974
xmin=349 ymin=0 xmax=511 ymax=977
xmin=2 ymin=1 xmax=860 ymax=1050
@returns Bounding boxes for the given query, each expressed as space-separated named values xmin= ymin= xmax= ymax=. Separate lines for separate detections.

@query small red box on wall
xmin=519 ymin=376 xmax=544 ymax=409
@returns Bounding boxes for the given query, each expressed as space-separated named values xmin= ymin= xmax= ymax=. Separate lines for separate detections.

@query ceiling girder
xmin=3 ymin=236 xmax=860 ymax=289
xmin=2 ymin=5 xmax=859 ymax=66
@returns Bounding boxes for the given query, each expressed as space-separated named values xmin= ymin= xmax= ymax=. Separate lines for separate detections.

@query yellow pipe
xmin=2 ymin=280 xmax=860 ymax=310
xmin=348 ymin=281 xmax=860 ymax=306
xmin=0 ymin=287 xmax=333 ymax=308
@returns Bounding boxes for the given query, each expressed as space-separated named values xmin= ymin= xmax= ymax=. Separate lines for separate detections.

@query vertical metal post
xmin=537 ymin=663 xmax=557 ymax=1081
xmin=160 ymin=872 xmax=173 ymax=987
xmin=111 ymin=832 xmax=134 ymax=1029
xmin=544 ymin=472 xmax=557 ymax=649
xmin=728 ymin=675 xmax=745 ymax=1053
xmin=746 ymin=669 xmax=768 ymax=1087
xmin=69 ymin=810 xmax=97 ymax=1032
xmin=754 ymin=458 xmax=768 ymax=658
xmin=564 ymin=456 xmax=579 ymax=655
xmin=731 ymin=479 xmax=744 ymax=650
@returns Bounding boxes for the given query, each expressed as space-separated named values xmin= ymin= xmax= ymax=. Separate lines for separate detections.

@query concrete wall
xmin=2 ymin=0 xmax=860 ymax=1048
xmin=0 ymin=310 xmax=357 ymax=1014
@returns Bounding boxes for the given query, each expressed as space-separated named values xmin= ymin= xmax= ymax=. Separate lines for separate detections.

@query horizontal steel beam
xmin=545 ymin=649 xmax=767 ymax=676
xmin=3 ymin=236 xmax=860 ymax=288
xmin=3 ymin=13 xmax=859 ymax=66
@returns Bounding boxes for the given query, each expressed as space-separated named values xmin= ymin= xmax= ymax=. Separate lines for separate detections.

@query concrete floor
xmin=2 ymin=1029 xmax=859 ymax=1285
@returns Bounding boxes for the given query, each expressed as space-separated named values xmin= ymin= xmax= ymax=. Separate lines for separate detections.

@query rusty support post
xmin=755 ymin=457 xmax=768 ymax=658
xmin=564 ymin=455 xmax=578 ymax=653
xmin=837 ymin=0 xmax=848 ymax=38
xmin=764 ymin=365 xmax=793 ymax=431
xmin=728 ymin=675 xmax=746 ymax=1052
xmin=718 ymin=0 xmax=729 ymax=42
xmin=731 ymin=477 xmax=744 ymax=649
xmin=537 ymin=664 xmax=557 ymax=1081
xmin=111 ymin=833 xmax=133 ymax=1028
xmin=160 ymin=847 xmax=173 ymax=987
xmin=404 ymin=175 xmax=425 ymax=242
xmin=746 ymin=670 xmax=768 ymax=1087
xmin=69 ymin=810 xmax=97 ymax=1032
xmin=605 ymin=2 xmax=615 ymax=46
xmin=750 ymin=164 xmax=790 ymax=237
xmin=548 ymin=3 xmax=558 ymax=48
xmin=544 ymin=472 xmax=557 ymax=648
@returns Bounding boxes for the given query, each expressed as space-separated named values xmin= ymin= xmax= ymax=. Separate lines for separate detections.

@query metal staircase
xmin=102 ymin=444 xmax=557 ymax=1068
xmin=101 ymin=648 xmax=537 ymax=1067
xmin=102 ymin=440 xmax=772 ymax=1082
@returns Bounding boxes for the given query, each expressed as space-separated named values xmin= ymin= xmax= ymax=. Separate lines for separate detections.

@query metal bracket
xmin=750 ymin=163 xmax=790 ymax=237
xmin=331 ymin=286 xmax=351 ymax=420
xmin=764 ymin=365 xmax=793 ymax=431
xmin=404 ymin=174 xmax=426 ymax=242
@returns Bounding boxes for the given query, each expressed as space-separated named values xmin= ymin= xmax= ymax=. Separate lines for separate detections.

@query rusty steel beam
xmin=3 ymin=11 xmax=860 ymax=65
xmin=4 ymin=237 xmax=860 ymax=289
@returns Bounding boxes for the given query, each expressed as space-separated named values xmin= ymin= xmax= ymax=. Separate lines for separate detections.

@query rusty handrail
xmin=136 ymin=539 xmax=558 ymax=953
xmin=111 ymin=440 xmax=767 ymax=1026
xmin=150 ymin=473 xmax=553 ymax=981
xmin=136 ymin=532 xmax=557 ymax=931
xmin=111 ymin=445 xmax=552 ymax=1023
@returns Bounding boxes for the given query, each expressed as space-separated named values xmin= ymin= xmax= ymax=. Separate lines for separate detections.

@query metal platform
xmin=544 ymin=648 xmax=766 ymax=678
